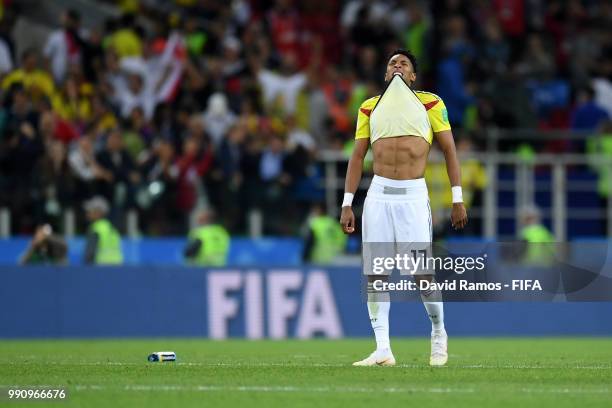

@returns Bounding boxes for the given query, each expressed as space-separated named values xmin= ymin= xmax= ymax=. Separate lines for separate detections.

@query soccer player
xmin=340 ymin=49 xmax=467 ymax=367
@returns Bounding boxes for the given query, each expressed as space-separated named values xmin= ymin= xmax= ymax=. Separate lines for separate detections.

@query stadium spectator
xmin=31 ymin=139 xmax=76 ymax=227
xmin=478 ymin=66 xmax=537 ymax=129
xmin=83 ymin=196 xmax=123 ymax=265
xmin=183 ymin=16 xmax=207 ymax=58
xmin=107 ymin=14 xmax=143 ymax=59
xmin=138 ymin=138 xmax=181 ymax=235
xmin=344 ymin=2 xmax=393 ymax=52
xmin=123 ymin=106 xmax=153 ymax=156
xmin=43 ymin=9 xmax=82 ymax=84
xmin=184 ymin=208 xmax=230 ymax=266
xmin=320 ymin=66 xmax=354 ymax=135
xmin=19 ymin=224 xmax=68 ymax=265
xmin=571 ymin=86 xmax=610 ymax=131
xmin=302 ymin=70 xmax=329 ymax=147
xmin=436 ymin=16 xmax=475 ymax=127
xmin=258 ymin=133 xmax=291 ymax=233
xmin=68 ymin=135 xmax=113 ymax=201
xmin=109 ymin=31 xmax=184 ymax=120
xmin=95 ymin=129 xmax=140 ymax=212
xmin=51 ymin=75 xmax=92 ymax=125
xmin=259 ymin=133 xmax=286 ymax=184
xmin=220 ymin=37 xmax=248 ymax=112
xmin=493 ymin=0 xmax=526 ymax=39
xmin=174 ymin=136 xmax=213 ymax=228
xmin=201 ymin=93 xmax=237 ymax=148
xmin=2 ymin=49 xmax=55 ymax=99
xmin=515 ymin=33 xmax=555 ymax=80
xmin=256 ymin=52 xmax=307 ymax=115
xmin=518 ymin=204 xmax=555 ymax=265
xmin=286 ymin=114 xmax=316 ymax=153
xmin=240 ymin=134 xmax=265 ymax=214
xmin=354 ymin=46 xmax=379 ymax=84
xmin=395 ymin=1 xmax=430 ymax=74
xmin=0 ymin=84 xmax=44 ymax=233
xmin=586 ymin=120 xmax=612 ymax=235
xmin=208 ymin=123 xmax=247 ymax=231
xmin=519 ymin=205 xmax=554 ymax=243
xmin=265 ymin=0 xmax=304 ymax=63
xmin=302 ymin=202 xmax=346 ymax=264
xmin=89 ymin=94 xmax=119 ymax=136
xmin=478 ymin=17 xmax=510 ymax=77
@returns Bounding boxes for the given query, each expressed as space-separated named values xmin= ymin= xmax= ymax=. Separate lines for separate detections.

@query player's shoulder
xmin=414 ymin=90 xmax=444 ymax=103
xmin=360 ymin=95 xmax=380 ymax=109
xmin=357 ymin=96 xmax=380 ymax=118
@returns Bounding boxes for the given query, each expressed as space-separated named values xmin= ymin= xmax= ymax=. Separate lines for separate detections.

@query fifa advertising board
xmin=2 ymin=266 xmax=612 ymax=338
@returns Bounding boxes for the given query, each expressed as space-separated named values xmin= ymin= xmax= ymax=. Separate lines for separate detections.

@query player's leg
xmin=352 ymin=274 xmax=395 ymax=366
xmin=418 ymin=200 xmax=447 ymax=366
xmin=414 ymin=274 xmax=445 ymax=332
xmin=354 ymin=194 xmax=395 ymax=366
xmin=414 ymin=273 xmax=447 ymax=366
xmin=393 ymin=192 xmax=448 ymax=366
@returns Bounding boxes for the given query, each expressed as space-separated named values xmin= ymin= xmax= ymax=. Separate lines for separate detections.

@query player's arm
xmin=435 ymin=129 xmax=468 ymax=229
xmin=340 ymin=138 xmax=369 ymax=234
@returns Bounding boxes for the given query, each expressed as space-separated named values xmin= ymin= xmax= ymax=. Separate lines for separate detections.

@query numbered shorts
xmin=362 ymin=175 xmax=433 ymax=276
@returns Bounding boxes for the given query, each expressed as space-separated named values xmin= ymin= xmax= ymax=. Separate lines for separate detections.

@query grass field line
xmin=2 ymin=384 xmax=611 ymax=395
xmin=2 ymin=361 xmax=611 ymax=370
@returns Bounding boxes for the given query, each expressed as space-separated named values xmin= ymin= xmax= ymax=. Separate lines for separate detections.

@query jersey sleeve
xmin=427 ymin=97 xmax=451 ymax=133
xmin=354 ymin=97 xmax=377 ymax=140
xmin=416 ymin=92 xmax=452 ymax=134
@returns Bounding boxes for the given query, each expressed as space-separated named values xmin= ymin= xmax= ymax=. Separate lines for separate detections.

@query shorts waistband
xmin=368 ymin=175 xmax=428 ymax=200
xmin=371 ymin=175 xmax=427 ymax=188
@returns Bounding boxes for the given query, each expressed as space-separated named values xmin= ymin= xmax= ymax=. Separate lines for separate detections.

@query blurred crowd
xmin=0 ymin=0 xmax=611 ymax=237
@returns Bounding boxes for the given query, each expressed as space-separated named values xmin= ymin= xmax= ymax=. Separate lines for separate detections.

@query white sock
xmin=367 ymin=300 xmax=390 ymax=351
xmin=423 ymin=301 xmax=445 ymax=332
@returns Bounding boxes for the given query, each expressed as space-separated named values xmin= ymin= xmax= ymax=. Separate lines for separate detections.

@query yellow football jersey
xmin=355 ymin=76 xmax=451 ymax=144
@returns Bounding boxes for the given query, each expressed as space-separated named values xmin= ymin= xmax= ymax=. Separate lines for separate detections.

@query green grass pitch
xmin=1 ymin=338 xmax=611 ymax=407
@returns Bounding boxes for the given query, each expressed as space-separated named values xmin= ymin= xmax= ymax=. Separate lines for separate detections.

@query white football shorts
xmin=362 ymin=175 xmax=433 ymax=276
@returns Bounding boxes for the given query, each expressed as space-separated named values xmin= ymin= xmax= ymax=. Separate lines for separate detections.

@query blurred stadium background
xmin=1 ymin=0 xmax=612 ymax=360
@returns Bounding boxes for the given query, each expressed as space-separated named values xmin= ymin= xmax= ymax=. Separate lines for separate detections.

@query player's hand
xmin=451 ymin=203 xmax=468 ymax=230
xmin=340 ymin=206 xmax=355 ymax=234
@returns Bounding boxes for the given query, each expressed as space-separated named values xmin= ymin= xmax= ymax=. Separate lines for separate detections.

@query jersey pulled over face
xmin=355 ymin=75 xmax=451 ymax=144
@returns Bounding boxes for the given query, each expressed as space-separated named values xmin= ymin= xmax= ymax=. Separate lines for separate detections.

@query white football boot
xmin=352 ymin=348 xmax=396 ymax=366
xmin=429 ymin=329 xmax=448 ymax=366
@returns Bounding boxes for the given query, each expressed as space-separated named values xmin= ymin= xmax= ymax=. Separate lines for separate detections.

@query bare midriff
xmin=372 ymin=135 xmax=430 ymax=180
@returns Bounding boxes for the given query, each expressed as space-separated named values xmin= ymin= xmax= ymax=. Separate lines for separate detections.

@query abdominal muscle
xmin=372 ymin=135 xmax=431 ymax=180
